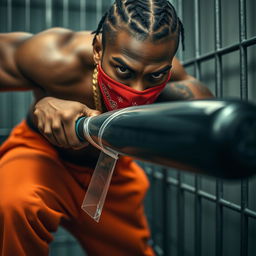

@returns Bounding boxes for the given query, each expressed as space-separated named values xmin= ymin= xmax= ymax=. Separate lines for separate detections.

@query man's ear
xmin=93 ymin=34 xmax=103 ymax=65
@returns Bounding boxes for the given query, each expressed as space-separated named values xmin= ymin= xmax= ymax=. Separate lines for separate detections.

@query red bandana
xmin=97 ymin=64 xmax=171 ymax=111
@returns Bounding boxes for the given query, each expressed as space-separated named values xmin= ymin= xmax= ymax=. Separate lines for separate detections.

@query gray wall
xmin=0 ymin=1 xmax=256 ymax=256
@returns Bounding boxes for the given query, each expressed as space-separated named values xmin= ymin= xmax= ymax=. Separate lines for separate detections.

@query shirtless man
xmin=0 ymin=0 xmax=213 ymax=255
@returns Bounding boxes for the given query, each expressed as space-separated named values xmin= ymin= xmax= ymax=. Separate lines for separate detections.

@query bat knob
xmin=75 ymin=116 xmax=87 ymax=142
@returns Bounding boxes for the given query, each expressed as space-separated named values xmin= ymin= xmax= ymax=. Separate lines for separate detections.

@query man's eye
xmin=116 ymin=66 xmax=129 ymax=74
xmin=151 ymin=73 xmax=164 ymax=79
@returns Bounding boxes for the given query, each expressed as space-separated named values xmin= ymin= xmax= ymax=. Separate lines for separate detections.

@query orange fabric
xmin=0 ymin=121 xmax=155 ymax=256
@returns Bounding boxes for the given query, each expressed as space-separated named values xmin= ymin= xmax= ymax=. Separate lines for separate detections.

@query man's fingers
xmin=51 ymin=118 xmax=69 ymax=147
xmin=37 ymin=116 xmax=44 ymax=134
xmin=63 ymin=118 xmax=88 ymax=149
xmin=43 ymin=119 xmax=61 ymax=146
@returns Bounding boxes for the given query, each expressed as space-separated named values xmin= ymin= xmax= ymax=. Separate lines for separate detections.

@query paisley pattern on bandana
xmin=97 ymin=64 xmax=171 ymax=111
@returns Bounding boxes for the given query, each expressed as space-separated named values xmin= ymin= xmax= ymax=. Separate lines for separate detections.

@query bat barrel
xmin=76 ymin=99 xmax=256 ymax=179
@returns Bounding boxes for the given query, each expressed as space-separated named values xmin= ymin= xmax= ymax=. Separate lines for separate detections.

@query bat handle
xmin=75 ymin=116 xmax=87 ymax=142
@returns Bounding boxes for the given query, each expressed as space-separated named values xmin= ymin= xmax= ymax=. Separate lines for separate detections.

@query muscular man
xmin=0 ymin=0 xmax=213 ymax=255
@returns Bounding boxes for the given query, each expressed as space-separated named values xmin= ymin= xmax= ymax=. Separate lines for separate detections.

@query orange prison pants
xmin=0 ymin=121 xmax=155 ymax=256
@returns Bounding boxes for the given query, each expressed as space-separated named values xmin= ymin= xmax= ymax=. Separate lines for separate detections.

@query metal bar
xmin=96 ymin=0 xmax=102 ymax=24
xmin=164 ymin=175 xmax=256 ymax=217
xmin=45 ymin=0 xmax=52 ymax=28
xmin=7 ymin=0 xmax=12 ymax=32
xmin=241 ymin=179 xmax=248 ymax=256
xmin=194 ymin=1 xmax=202 ymax=255
xmin=198 ymin=189 xmax=217 ymax=202
xmin=1 ymin=0 xmax=99 ymax=13
xmin=239 ymin=0 xmax=248 ymax=100
xmin=239 ymin=1 xmax=249 ymax=254
xmin=245 ymin=208 xmax=256 ymax=219
xmin=80 ymin=0 xmax=86 ymax=30
xmin=177 ymin=172 xmax=184 ymax=256
xmin=216 ymin=179 xmax=223 ymax=256
xmin=183 ymin=36 xmax=256 ymax=67
xmin=63 ymin=0 xmax=69 ymax=28
xmin=162 ymin=169 xmax=169 ymax=255
xmin=195 ymin=176 xmax=202 ymax=256
xmin=177 ymin=0 xmax=184 ymax=61
xmin=153 ymin=171 xmax=163 ymax=180
xmin=239 ymin=49 xmax=248 ymax=100
xmin=214 ymin=0 xmax=222 ymax=97
xmin=214 ymin=3 xmax=223 ymax=253
xmin=154 ymin=245 xmax=164 ymax=256
xmin=194 ymin=0 xmax=200 ymax=78
xmin=219 ymin=198 xmax=242 ymax=212
xmin=25 ymin=0 xmax=30 ymax=31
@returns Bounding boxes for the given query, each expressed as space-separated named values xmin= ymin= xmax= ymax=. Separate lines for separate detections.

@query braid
xmin=178 ymin=17 xmax=185 ymax=50
xmin=92 ymin=11 xmax=108 ymax=45
xmin=126 ymin=0 xmax=150 ymax=30
xmin=153 ymin=12 xmax=170 ymax=31
xmin=129 ymin=6 xmax=150 ymax=30
xmin=115 ymin=0 xmax=128 ymax=22
xmin=92 ymin=0 xmax=185 ymax=51
xmin=130 ymin=21 xmax=147 ymax=35
xmin=167 ymin=1 xmax=178 ymax=32
xmin=152 ymin=0 xmax=185 ymax=49
xmin=108 ymin=6 xmax=117 ymax=26
xmin=153 ymin=1 xmax=177 ymax=34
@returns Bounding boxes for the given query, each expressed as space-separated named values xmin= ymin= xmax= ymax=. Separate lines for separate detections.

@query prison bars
xmin=147 ymin=1 xmax=256 ymax=256
xmin=1 ymin=1 xmax=256 ymax=255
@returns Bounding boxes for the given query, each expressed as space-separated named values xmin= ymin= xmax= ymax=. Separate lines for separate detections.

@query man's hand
xmin=33 ymin=97 xmax=101 ymax=149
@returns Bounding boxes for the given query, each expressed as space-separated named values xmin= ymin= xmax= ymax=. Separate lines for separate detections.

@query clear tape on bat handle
xmin=81 ymin=109 xmax=129 ymax=222
xmin=81 ymin=150 xmax=117 ymax=222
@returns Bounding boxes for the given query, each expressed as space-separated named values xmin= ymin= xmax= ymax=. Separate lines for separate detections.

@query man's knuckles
xmin=33 ymin=109 xmax=40 ymax=116
xmin=60 ymin=111 xmax=77 ymax=122
xmin=43 ymin=129 xmax=52 ymax=137
xmin=51 ymin=124 xmax=61 ymax=133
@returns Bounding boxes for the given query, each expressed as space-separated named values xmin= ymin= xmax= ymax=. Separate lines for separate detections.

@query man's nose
xmin=131 ymin=80 xmax=145 ymax=91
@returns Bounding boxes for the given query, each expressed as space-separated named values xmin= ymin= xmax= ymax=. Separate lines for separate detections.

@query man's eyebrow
xmin=112 ymin=57 xmax=172 ymax=74
xmin=112 ymin=57 xmax=135 ymax=72
xmin=152 ymin=65 xmax=172 ymax=74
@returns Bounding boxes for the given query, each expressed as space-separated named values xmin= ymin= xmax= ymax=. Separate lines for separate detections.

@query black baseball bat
xmin=75 ymin=99 xmax=256 ymax=179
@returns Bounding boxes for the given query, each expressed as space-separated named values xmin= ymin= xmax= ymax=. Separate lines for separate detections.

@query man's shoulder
xmin=36 ymin=27 xmax=93 ymax=43
xmin=16 ymin=28 xmax=95 ymax=87
xmin=22 ymin=27 xmax=94 ymax=60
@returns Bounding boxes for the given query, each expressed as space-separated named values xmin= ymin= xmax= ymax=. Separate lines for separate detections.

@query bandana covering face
xmin=97 ymin=64 xmax=171 ymax=111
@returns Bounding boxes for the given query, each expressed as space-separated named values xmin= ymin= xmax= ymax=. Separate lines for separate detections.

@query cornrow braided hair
xmin=92 ymin=0 xmax=185 ymax=50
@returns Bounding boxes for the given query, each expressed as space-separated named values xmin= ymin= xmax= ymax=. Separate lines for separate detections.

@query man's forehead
xmin=105 ymin=30 xmax=177 ymax=63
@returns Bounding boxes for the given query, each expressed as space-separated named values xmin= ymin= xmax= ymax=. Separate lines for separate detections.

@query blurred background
xmin=0 ymin=0 xmax=256 ymax=255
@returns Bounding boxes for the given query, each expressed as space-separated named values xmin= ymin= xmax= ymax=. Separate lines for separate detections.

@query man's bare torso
xmin=1 ymin=28 xmax=109 ymax=166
